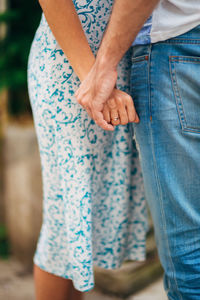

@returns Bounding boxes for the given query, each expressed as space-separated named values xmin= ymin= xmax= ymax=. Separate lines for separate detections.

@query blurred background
xmin=0 ymin=0 xmax=165 ymax=299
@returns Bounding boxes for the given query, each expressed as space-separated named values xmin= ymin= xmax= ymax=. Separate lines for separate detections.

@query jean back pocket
xmin=170 ymin=56 xmax=200 ymax=134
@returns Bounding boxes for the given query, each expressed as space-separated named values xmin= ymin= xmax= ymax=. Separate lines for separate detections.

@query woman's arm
xmin=39 ymin=0 xmax=95 ymax=81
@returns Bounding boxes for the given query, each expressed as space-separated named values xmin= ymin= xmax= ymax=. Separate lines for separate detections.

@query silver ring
xmin=112 ymin=117 xmax=119 ymax=121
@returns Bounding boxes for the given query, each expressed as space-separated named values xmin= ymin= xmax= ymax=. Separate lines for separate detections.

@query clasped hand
xmin=75 ymin=61 xmax=139 ymax=131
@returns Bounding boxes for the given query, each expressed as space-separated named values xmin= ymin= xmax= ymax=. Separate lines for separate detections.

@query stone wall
xmin=0 ymin=0 xmax=8 ymax=224
xmin=3 ymin=123 xmax=43 ymax=266
xmin=0 ymin=0 xmax=7 ymax=38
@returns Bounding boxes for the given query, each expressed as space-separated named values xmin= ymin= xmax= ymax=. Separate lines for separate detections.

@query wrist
xmin=95 ymin=52 xmax=118 ymax=73
xmin=76 ymin=55 xmax=96 ymax=82
xmin=95 ymin=21 xmax=127 ymax=69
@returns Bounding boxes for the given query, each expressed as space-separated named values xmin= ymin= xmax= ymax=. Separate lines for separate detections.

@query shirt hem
xmin=151 ymin=22 xmax=200 ymax=43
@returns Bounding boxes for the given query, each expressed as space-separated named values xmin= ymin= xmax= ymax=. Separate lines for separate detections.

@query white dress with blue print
xmin=27 ymin=0 xmax=148 ymax=292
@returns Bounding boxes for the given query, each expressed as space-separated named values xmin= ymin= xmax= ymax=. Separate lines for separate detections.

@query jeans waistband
xmin=161 ymin=24 xmax=200 ymax=44
xmin=131 ymin=24 xmax=200 ymax=58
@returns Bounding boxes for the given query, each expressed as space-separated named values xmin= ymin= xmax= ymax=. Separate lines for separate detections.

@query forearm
xmin=39 ymin=0 xmax=95 ymax=81
xmin=97 ymin=0 xmax=160 ymax=68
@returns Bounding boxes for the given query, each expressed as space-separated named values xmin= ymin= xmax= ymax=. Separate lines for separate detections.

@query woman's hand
xmin=102 ymin=89 xmax=139 ymax=129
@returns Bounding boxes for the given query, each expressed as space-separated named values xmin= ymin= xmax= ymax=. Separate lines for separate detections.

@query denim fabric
xmin=130 ymin=25 xmax=200 ymax=300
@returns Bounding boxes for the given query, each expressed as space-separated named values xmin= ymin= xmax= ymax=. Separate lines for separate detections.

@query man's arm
xmin=76 ymin=0 xmax=160 ymax=127
xmin=96 ymin=0 xmax=160 ymax=69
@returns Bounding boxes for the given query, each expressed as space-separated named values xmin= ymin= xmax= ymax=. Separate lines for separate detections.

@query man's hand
xmin=75 ymin=61 xmax=118 ymax=130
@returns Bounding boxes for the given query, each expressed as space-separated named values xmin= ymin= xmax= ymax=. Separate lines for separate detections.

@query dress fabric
xmin=27 ymin=0 xmax=148 ymax=292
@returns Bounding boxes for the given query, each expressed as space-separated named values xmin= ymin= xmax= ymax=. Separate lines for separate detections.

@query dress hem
xmin=33 ymin=249 xmax=146 ymax=292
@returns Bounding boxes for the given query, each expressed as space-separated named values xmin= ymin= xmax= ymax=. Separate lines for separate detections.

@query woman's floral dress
xmin=27 ymin=0 xmax=148 ymax=292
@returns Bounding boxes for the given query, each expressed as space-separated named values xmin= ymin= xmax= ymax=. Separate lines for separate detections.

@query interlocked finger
xmin=115 ymin=97 xmax=128 ymax=125
xmin=125 ymin=96 xmax=139 ymax=123
xmin=110 ymin=110 xmax=120 ymax=125
xmin=102 ymin=103 xmax=111 ymax=124
xmin=93 ymin=111 xmax=114 ymax=131
xmin=107 ymin=98 xmax=120 ymax=125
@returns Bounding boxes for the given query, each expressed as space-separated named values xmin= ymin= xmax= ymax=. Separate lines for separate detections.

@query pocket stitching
xmin=169 ymin=57 xmax=187 ymax=131
xmin=169 ymin=56 xmax=200 ymax=134
xmin=170 ymin=56 xmax=200 ymax=63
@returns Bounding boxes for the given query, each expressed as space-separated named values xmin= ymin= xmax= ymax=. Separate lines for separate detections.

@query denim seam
xmin=149 ymin=53 xmax=183 ymax=300
xmin=171 ymin=61 xmax=200 ymax=64
xmin=169 ymin=59 xmax=187 ymax=131
xmin=148 ymin=45 xmax=152 ymax=119
xmin=182 ymin=128 xmax=200 ymax=133
xmin=171 ymin=59 xmax=200 ymax=64
xmin=160 ymin=39 xmax=200 ymax=45
xmin=170 ymin=55 xmax=200 ymax=63
xmin=131 ymin=55 xmax=147 ymax=63
xmin=148 ymin=123 xmax=183 ymax=300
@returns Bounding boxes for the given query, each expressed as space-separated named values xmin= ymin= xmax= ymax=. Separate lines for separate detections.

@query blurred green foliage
xmin=0 ymin=0 xmax=41 ymax=115
xmin=0 ymin=224 xmax=10 ymax=258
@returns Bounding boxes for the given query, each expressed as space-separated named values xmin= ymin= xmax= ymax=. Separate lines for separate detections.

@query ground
xmin=0 ymin=257 xmax=167 ymax=300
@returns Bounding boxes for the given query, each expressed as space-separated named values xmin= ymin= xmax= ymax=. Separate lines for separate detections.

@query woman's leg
xmin=69 ymin=285 xmax=83 ymax=300
xmin=34 ymin=264 xmax=73 ymax=300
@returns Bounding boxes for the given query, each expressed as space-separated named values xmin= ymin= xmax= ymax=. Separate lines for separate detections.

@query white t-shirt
xmin=133 ymin=0 xmax=200 ymax=45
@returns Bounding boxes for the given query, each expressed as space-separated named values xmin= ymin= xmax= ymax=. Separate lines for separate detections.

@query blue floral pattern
xmin=27 ymin=0 xmax=148 ymax=292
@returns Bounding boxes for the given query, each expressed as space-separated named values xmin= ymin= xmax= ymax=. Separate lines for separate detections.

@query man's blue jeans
xmin=130 ymin=25 xmax=200 ymax=300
